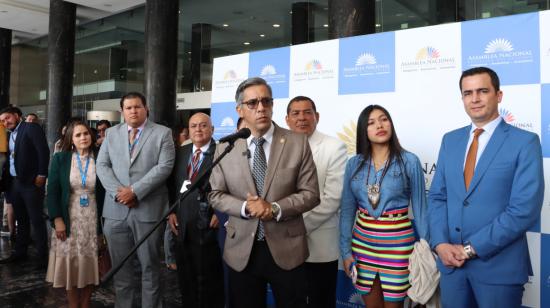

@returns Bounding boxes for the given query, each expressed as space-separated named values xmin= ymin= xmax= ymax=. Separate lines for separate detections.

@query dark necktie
xmin=251 ymin=137 xmax=267 ymax=240
xmin=464 ymin=128 xmax=484 ymax=190
xmin=187 ymin=148 xmax=202 ymax=181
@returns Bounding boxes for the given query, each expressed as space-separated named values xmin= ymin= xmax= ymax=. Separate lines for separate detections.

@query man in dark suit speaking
xmin=209 ymin=77 xmax=320 ymax=308
xmin=0 ymin=106 xmax=50 ymax=267
xmin=167 ymin=112 xmax=224 ymax=308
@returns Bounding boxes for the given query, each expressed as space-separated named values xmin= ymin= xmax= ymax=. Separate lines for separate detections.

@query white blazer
xmin=304 ymin=130 xmax=348 ymax=262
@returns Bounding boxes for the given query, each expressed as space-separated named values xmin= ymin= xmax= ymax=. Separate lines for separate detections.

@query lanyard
xmin=76 ymin=152 xmax=91 ymax=188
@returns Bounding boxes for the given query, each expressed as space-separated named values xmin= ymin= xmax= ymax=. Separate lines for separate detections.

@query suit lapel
xmin=466 ymin=121 xmax=509 ymax=197
xmin=14 ymin=122 xmax=25 ymax=155
xmin=262 ymin=125 xmax=286 ymax=198
xmin=119 ymin=124 xmax=131 ymax=164
xmin=180 ymin=145 xmax=192 ymax=182
xmin=452 ymin=127 xmax=470 ymax=194
xmin=130 ymin=120 xmax=153 ymax=166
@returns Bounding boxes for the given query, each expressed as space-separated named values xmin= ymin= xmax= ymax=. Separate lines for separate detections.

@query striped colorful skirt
xmin=351 ymin=205 xmax=415 ymax=302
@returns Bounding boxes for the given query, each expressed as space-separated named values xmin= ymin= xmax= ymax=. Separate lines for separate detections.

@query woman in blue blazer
xmin=45 ymin=120 xmax=105 ymax=308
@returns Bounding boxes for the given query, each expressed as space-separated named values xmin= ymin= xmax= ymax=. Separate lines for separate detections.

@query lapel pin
xmin=280 ymin=138 xmax=285 ymax=144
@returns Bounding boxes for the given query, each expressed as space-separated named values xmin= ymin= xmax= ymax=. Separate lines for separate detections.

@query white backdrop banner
xmin=210 ymin=10 xmax=550 ymax=308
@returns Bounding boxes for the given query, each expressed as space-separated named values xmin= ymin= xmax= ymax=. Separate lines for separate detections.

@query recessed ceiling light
xmin=323 ymin=24 xmax=328 ymax=28
xmin=243 ymin=42 xmax=251 ymax=45
xmin=187 ymin=51 xmax=191 ymax=54
xmin=272 ymin=24 xmax=280 ymax=28
xmin=375 ymin=23 xmax=381 ymax=27
xmin=259 ymin=34 xmax=265 ymax=37
xmin=223 ymin=24 xmax=229 ymax=27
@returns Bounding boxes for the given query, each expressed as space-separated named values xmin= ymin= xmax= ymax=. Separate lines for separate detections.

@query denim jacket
xmin=339 ymin=151 xmax=429 ymax=260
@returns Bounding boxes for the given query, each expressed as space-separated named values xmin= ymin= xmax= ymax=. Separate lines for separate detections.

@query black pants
xmin=305 ymin=261 xmax=338 ymax=308
xmin=176 ymin=240 xmax=225 ymax=308
xmin=228 ymin=241 xmax=307 ymax=308
xmin=10 ymin=178 xmax=47 ymax=258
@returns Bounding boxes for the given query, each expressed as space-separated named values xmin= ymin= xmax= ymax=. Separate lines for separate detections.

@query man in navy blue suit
xmin=429 ymin=67 xmax=544 ymax=307
xmin=0 ymin=106 xmax=50 ymax=267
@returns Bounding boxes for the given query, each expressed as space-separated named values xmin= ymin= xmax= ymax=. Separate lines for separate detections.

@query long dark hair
xmin=61 ymin=120 xmax=98 ymax=155
xmin=354 ymin=105 xmax=405 ymax=176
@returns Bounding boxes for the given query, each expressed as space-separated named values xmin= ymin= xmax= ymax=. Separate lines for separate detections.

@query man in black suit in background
xmin=167 ymin=112 xmax=224 ymax=308
xmin=0 ymin=106 xmax=50 ymax=266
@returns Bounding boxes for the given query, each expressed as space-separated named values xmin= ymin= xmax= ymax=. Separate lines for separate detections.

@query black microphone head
xmin=238 ymin=128 xmax=251 ymax=139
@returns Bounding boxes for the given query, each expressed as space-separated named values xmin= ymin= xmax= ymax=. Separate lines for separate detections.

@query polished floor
xmin=0 ymin=234 xmax=183 ymax=307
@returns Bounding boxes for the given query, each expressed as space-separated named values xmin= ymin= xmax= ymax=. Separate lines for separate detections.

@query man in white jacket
xmin=286 ymin=96 xmax=348 ymax=308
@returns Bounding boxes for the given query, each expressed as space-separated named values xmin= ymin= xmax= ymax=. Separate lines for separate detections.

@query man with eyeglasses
xmin=167 ymin=112 xmax=224 ymax=308
xmin=209 ymin=77 xmax=320 ymax=308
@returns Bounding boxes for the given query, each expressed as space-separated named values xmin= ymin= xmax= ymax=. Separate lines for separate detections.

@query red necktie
xmin=464 ymin=128 xmax=484 ymax=190
xmin=187 ymin=149 xmax=202 ymax=181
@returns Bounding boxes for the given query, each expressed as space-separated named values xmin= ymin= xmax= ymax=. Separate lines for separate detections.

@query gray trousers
xmin=104 ymin=213 xmax=164 ymax=308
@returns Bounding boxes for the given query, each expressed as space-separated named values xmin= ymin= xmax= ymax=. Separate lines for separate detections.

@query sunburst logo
xmin=305 ymin=60 xmax=323 ymax=71
xmin=499 ymin=108 xmax=515 ymax=123
xmin=355 ymin=53 xmax=377 ymax=66
xmin=260 ymin=65 xmax=277 ymax=76
xmin=220 ymin=117 xmax=235 ymax=127
xmin=415 ymin=47 xmax=440 ymax=60
xmin=484 ymin=38 xmax=514 ymax=54
xmin=223 ymin=70 xmax=237 ymax=80
xmin=336 ymin=121 xmax=357 ymax=155
xmin=348 ymin=292 xmax=363 ymax=304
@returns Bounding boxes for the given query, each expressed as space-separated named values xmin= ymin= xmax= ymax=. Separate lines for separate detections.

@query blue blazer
xmin=428 ymin=120 xmax=544 ymax=285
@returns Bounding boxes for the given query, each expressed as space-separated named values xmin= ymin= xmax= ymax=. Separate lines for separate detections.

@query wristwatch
xmin=463 ymin=242 xmax=476 ymax=259
xmin=271 ymin=203 xmax=280 ymax=219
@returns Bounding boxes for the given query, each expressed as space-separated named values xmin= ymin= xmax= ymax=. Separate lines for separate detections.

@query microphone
xmin=219 ymin=128 xmax=251 ymax=143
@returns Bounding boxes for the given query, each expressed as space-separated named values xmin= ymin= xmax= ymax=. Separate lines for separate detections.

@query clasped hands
xmin=116 ymin=186 xmax=137 ymax=208
xmin=167 ymin=212 xmax=220 ymax=236
xmin=435 ymin=243 xmax=471 ymax=268
xmin=246 ymin=193 xmax=273 ymax=221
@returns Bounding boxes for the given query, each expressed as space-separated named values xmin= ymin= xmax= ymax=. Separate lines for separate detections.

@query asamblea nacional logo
xmin=499 ymin=108 xmax=534 ymax=132
xmin=259 ymin=64 xmax=286 ymax=85
xmin=214 ymin=69 xmax=244 ymax=90
xmin=401 ymin=46 xmax=456 ymax=72
xmin=220 ymin=117 xmax=235 ymax=127
xmin=294 ymin=59 xmax=335 ymax=82
xmin=335 ymin=292 xmax=364 ymax=308
xmin=466 ymin=37 xmax=534 ymax=67
xmin=342 ymin=52 xmax=391 ymax=77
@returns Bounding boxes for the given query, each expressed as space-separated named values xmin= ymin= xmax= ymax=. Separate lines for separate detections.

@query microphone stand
xmin=101 ymin=141 xmax=236 ymax=284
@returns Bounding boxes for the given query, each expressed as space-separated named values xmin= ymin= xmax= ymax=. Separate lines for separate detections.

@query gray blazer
xmin=97 ymin=120 xmax=175 ymax=222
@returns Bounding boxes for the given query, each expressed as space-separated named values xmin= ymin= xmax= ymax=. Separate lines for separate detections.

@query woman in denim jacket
xmin=339 ymin=105 xmax=429 ymax=308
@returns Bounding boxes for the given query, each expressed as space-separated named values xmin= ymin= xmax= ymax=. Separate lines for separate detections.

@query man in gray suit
xmin=286 ymin=96 xmax=347 ymax=308
xmin=97 ymin=92 xmax=175 ymax=308
xmin=209 ymin=77 xmax=320 ymax=308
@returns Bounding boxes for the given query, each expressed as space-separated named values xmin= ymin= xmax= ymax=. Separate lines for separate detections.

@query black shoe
xmin=0 ymin=254 xmax=28 ymax=264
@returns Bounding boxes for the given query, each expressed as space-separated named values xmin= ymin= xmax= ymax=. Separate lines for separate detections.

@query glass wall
xmin=9 ymin=0 xmax=550 ymax=113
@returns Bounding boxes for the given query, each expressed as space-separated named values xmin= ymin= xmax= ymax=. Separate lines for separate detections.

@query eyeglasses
xmin=241 ymin=97 xmax=274 ymax=110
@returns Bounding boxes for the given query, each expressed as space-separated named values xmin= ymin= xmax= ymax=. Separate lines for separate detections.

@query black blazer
xmin=3 ymin=121 xmax=50 ymax=185
xmin=168 ymin=140 xmax=217 ymax=244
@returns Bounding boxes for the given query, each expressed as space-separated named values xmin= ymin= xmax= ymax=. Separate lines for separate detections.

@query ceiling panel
xmin=0 ymin=2 xmax=49 ymax=35
xmin=67 ymin=0 xmax=144 ymax=13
